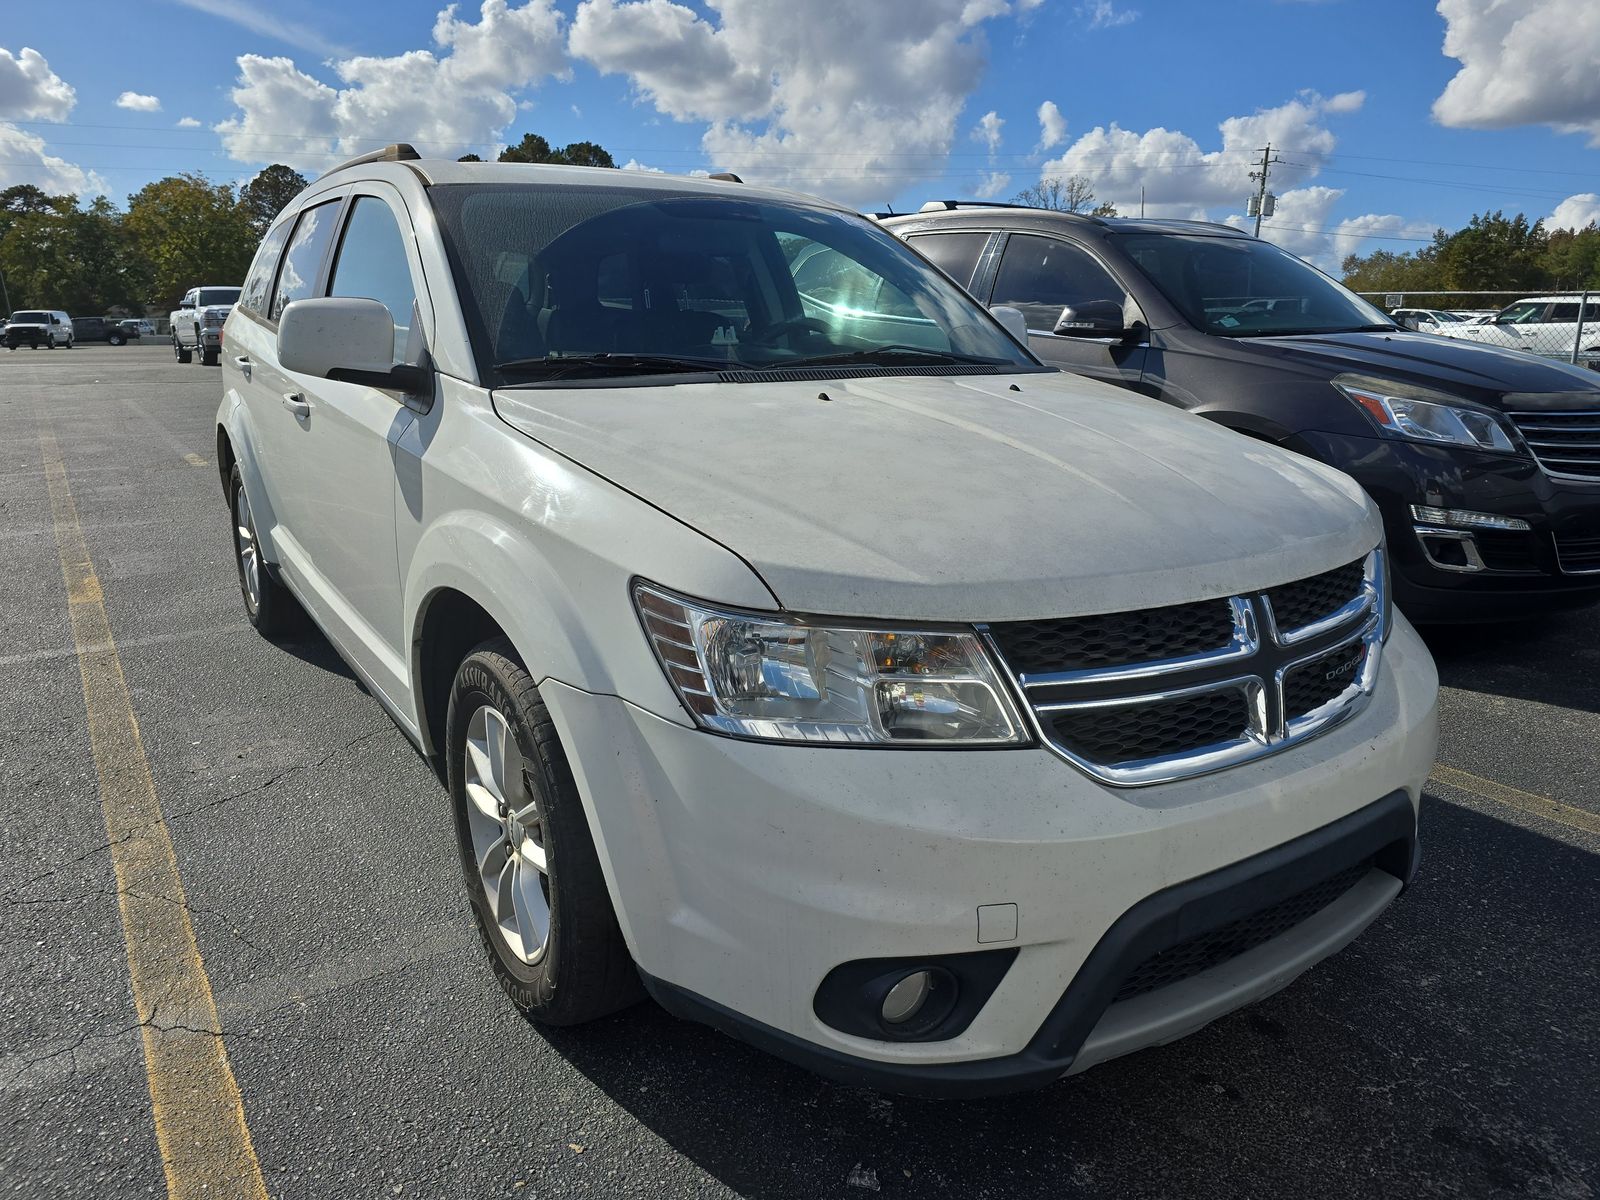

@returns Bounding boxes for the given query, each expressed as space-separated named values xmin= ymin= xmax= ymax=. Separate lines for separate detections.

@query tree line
xmin=0 ymin=133 xmax=617 ymax=317
xmin=1341 ymin=210 xmax=1600 ymax=297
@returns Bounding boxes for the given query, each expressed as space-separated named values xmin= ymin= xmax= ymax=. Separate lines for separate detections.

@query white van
xmin=4 ymin=309 xmax=74 ymax=350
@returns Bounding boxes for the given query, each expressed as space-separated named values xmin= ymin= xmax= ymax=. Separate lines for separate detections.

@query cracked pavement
xmin=2 ymin=343 xmax=1597 ymax=1198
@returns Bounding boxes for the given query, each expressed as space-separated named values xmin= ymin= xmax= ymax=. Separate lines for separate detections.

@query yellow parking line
xmin=39 ymin=422 xmax=268 ymax=1200
xmin=1431 ymin=764 xmax=1600 ymax=838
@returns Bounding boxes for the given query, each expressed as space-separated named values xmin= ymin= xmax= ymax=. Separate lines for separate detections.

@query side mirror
xmin=278 ymin=297 xmax=426 ymax=392
xmin=1053 ymin=299 xmax=1127 ymax=338
xmin=989 ymin=304 xmax=1029 ymax=345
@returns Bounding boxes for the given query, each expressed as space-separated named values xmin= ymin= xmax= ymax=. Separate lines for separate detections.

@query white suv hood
xmin=492 ymin=372 xmax=1381 ymax=621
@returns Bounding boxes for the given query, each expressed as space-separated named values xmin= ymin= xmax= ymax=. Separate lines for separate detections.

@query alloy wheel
xmin=463 ymin=704 xmax=550 ymax=963
xmin=233 ymin=484 xmax=261 ymax=614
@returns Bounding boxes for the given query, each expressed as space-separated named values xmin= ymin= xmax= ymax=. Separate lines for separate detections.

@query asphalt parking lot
xmin=2 ymin=341 xmax=1597 ymax=1199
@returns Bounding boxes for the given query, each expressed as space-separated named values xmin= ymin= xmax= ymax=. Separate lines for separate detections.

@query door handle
xmin=233 ymin=355 xmax=251 ymax=380
xmin=281 ymin=391 xmax=311 ymax=418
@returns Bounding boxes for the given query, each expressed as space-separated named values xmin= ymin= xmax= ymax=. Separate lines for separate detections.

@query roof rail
xmin=315 ymin=143 xmax=421 ymax=180
xmin=917 ymin=200 xmax=1039 ymax=213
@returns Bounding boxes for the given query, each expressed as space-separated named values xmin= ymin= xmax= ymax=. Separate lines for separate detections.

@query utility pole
xmin=1247 ymin=143 xmax=1281 ymax=237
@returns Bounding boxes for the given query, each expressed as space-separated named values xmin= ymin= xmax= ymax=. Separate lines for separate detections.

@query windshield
xmin=429 ymin=185 xmax=1036 ymax=381
xmin=199 ymin=288 xmax=241 ymax=307
xmin=1116 ymin=233 xmax=1394 ymax=337
xmin=11 ymin=311 xmax=47 ymax=323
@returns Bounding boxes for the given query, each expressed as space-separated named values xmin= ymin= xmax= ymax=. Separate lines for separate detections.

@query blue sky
xmin=3 ymin=0 xmax=1598 ymax=268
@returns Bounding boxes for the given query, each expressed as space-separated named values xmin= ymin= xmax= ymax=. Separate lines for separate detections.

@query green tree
xmin=1542 ymin=224 xmax=1600 ymax=290
xmin=457 ymin=153 xmax=483 ymax=162
xmin=124 ymin=174 xmax=256 ymax=307
xmin=238 ymin=164 xmax=308 ymax=237
xmin=0 ymin=194 xmax=146 ymax=313
xmin=1436 ymin=210 xmax=1550 ymax=291
xmin=497 ymin=132 xmax=616 ymax=168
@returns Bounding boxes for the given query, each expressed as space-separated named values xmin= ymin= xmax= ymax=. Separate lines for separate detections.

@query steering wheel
xmin=746 ymin=316 xmax=830 ymax=345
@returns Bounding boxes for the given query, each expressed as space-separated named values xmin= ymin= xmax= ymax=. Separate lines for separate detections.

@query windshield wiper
xmin=1221 ymin=324 xmax=1397 ymax=338
xmin=494 ymin=352 xmax=735 ymax=379
xmin=783 ymin=345 xmax=1005 ymax=368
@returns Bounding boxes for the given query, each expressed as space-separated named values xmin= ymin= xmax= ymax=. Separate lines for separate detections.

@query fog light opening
xmin=1414 ymin=525 xmax=1486 ymax=573
xmin=881 ymin=970 xmax=934 ymax=1025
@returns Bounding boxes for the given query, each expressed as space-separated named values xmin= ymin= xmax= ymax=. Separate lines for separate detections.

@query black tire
xmin=45 ymin=335 xmax=55 ymax=350
xmin=173 ymin=335 xmax=192 ymax=364
xmin=228 ymin=463 xmax=292 ymax=636
xmin=108 ymin=333 xmax=125 ymax=346
xmin=448 ymin=639 xmax=642 ymax=1026
xmin=201 ymin=346 xmax=219 ymax=366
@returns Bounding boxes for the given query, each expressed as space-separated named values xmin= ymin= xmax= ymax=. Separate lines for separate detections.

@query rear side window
xmin=992 ymin=234 xmax=1124 ymax=330
xmin=1547 ymin=303 xmax=1581 ymax=322
xmin=240 ymin=226 xmax=289 ymax=316
xmin=269 ymin=202 xmax=340 ymax=322
xmin=906 ymin=232 xmax=989 ymax=289
xmin=327 ymin=196 xmax=419 ymax=362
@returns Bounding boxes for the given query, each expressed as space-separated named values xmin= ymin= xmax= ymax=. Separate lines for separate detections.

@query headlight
xmin=1333 ymin=374 xmax=1517 ymax=453
xmin=633 ymin=582 xmax=1028 ymax=746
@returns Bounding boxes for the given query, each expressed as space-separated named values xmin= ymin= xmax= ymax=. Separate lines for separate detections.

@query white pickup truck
xmin=171 ymin=285 xmax=241 ymax=365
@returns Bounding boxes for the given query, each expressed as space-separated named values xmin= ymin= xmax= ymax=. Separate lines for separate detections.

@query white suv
xmin=216 ymin=147 xmax=1438 ymax=1095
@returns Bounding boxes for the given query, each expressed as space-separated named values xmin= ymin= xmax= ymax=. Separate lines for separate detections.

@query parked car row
xmin=2 ymin=312 xmax=153 ymax=348
xmin=881 ymin=203 xmax=1600 ymax=622
xmin=214 ymin=148 xmax=1439 ymax=1097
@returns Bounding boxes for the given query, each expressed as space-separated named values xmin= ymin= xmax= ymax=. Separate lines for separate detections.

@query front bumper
xmin=541 ymin=615 xmax=1438 ymax=1094
xmin=1299 ymin=431 xmax=1600 ymax=620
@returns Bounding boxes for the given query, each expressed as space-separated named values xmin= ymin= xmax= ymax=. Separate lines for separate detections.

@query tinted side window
xmin=992 ymin=234 xmax=1124 ymax=330
xmin=269 ymin=201 xmax=340 ymax=323
xmin=239 ymin=221 xmax=291 ymax=316
xmin=906 ymin=232 xmax=989 ymax=289
xmin=327 ymin=196 xmax=419 ymax=362
xmin=1547 ymin=303 xmax=1581 ymax=322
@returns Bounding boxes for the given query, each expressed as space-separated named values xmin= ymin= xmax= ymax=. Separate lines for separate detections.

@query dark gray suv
xmin=883 ymin=203 xmax=1600 ymax=622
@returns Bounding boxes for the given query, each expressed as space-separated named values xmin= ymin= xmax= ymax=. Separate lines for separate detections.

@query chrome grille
xmin=984 ymin=549 xmax=1386 ymax=786
xmin=1507 ymin=410 xmax=1600 ymax=480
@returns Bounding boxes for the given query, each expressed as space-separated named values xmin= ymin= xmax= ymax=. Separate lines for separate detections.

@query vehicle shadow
xmin=266 ymin=614 xmax=360 ymax=685
xmin=1416 ymin=602 xmax=1600 ymax=715
xmin=532 ymin=797 xmax=1599 ymax=1199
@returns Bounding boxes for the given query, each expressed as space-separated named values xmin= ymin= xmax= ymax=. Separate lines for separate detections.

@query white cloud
xmin=974 ymin=170 xmax=1011 ymax=199
xmin=569 ymin=0 xmax=1024 ymax=206
xmin=176 ymin=116 xmax=202 ymax=128
xmin=1433 ymin=0 xmax=1600 ymax=144
xmin=214 ymin=1 xmax=569 ymax=170
xmin=1037 ymin=90 xmax=1365 ymax=219
xmin=1221 ymin=185 xmax=1437 ymax=271
xmin=0 ymin=122 xmax=105 ymax=195
xmin=621 ymin=157 xmax=664 ymax=172
xmin=0 ymin=47 xmax=101 ymax=195
xmin=972 ymin=109 xmax=1004 ymax=154
xmin=167 ymin=0 xmax=347 ymax=57
xmin=1078 ymin=0 xmax=1138 ymax=28
xmin=1036 ymin=99 xmax=1066 ymax=150
xmin=1550 ymin=193 xmax=1600 ymax=232
xmin=116 ymin=91 xmax=162 ymax=112
xmin=0 ymin=46 xmax=75 ymax=121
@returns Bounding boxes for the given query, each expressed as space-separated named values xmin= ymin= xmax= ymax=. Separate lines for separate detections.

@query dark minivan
xmin=884 ymin=204 xmax=1600 ymax=621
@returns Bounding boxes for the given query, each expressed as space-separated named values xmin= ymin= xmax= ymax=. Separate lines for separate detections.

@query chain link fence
xmin=1357 ymin=289 xmax=1600 ymax=371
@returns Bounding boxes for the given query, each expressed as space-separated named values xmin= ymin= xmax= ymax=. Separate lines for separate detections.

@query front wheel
xmin=173 ymin=335 xmax=192 ymax=364
xmin=108 ymin=333 xmax=125 ymax=346
xmin=448 ymin=640 xmax=641 ymax=1026
xmin=228 ymin=464 xmax=292 ymax=635
xmin=45 ymin=335 xmax=55 ymax=350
